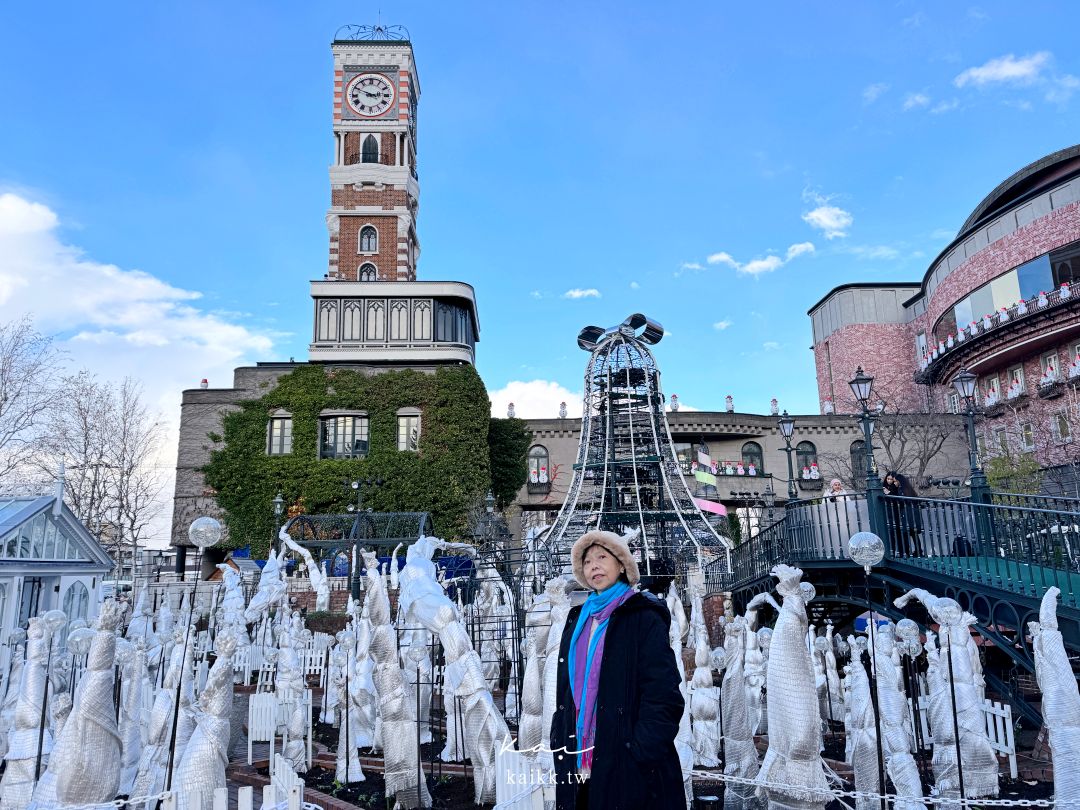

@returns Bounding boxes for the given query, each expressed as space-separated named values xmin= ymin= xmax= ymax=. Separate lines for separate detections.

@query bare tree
xmin=817 ymin=379 xmax=961 ymax=491
xmin=0 ymin=316 xmax=63 ymax=483
xmin=36 ymin=373 xmax=165 ymax=573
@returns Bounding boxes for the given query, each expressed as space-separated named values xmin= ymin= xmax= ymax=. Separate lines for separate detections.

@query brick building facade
xmin=810 ymin=145 xmax=1080 ymax=485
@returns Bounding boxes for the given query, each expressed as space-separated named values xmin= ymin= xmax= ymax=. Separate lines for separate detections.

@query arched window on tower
xmin=361 ymin=134 xmax=380 ymax=164
xmin=741 ymin=441 xmax=764 ymax=474
xmin=359 ymin=225 xmax=378 ymax=253
xmin=359 ymin=263 xmax=378 ymax=282
xmin=527 ymin=445 xmax=551 ymax=494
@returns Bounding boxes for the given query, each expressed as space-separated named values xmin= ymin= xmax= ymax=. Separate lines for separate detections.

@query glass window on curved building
xmin=933 ymin=238 xmax=1080 ymax=343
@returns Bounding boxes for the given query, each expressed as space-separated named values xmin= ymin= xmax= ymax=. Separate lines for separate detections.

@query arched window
xmin=796 ymin=441 xmax=818 ymax=473
xmin=741 ymin=441 xmax=764 ymax=474
xmin=361 ymin=134 xmax=379 ymax=164
xmin=359 ymin=225 xmax=378 ymax=253
xmin=527 ymin=445 xmax=550 ymax=492
xmin=62 ymin=581 xmax=89 ymax=622
xmin=359 ymin=263 xmax=378 ymax=281
xmin=850 ymin=440 xmax=866 ymax=480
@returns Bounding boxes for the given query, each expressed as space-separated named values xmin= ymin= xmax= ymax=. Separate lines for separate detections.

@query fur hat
xmin=571 ymin=530 xmax=640 ymax=589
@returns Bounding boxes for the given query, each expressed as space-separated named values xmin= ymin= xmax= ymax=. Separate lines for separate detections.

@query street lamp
xmin=849 ymin=367 xmax=886 ymax=534
xmin=952 ymin=368 xmax=990 ymax=504
xmin=346 ymin=477 xmax=384 ymax=599
xmin=777 ymin=410 xmax=798 ymax=500
xmin=763 ymin=485 xmax=776 ymax=524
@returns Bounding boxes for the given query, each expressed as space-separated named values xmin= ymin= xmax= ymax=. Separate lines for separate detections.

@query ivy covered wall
xmin=202 ymin=363 xmax=492 ymax=558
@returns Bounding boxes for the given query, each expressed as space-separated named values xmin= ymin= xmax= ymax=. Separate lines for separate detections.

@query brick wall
xmin=814 ymin=322 xmax=920 ymax=412
xmin=338 ymin=214 xmax=399 ymax=281
xmin=332 ymin=185 xmax=409 ymax=210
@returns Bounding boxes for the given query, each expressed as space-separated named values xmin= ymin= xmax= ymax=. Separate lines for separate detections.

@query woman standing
xmin=550 ymin=530 xmax=686 ymax=809
xmin=883 ymin=470 xmax=924 ymax=556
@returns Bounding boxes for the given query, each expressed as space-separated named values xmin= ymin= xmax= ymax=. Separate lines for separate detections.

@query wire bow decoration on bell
xmin=577 ymin=313 xmax=664 ymax=351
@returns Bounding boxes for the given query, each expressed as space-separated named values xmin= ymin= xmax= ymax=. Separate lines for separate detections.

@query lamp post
xmin=952 ymin=368 xmax=990 ymax=505
xmin=763 ymin=484 xmax=776 ymax=524
xmin=347 ymin=477 xmax=383 ymax=599
xmin=848 ymin=531 xmax=888 ymax=810
xmin=273 ymin=492 xmax=284 ymax=538
xmin=850 ymin=367 xmax=887 ymax=538
xmin=777 ymin=410 xmax=798 ymax=501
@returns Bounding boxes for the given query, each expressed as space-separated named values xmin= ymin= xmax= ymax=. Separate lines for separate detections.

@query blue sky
xmin=2 ymin=0 xmax=1080 ymax=436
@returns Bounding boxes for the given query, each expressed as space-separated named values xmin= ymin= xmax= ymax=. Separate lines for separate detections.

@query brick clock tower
xmin=327 ymin=29 xmax=419 ymax=283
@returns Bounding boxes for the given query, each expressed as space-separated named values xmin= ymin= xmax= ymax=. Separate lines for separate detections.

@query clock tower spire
xmin=327 ymin=25 xmax=419 ymax=283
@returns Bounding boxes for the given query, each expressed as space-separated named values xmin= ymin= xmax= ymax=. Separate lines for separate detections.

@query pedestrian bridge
xmin=720 ymin=490 xmax=1080 ymax=724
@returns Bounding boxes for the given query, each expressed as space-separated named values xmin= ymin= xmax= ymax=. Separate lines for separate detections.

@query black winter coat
xmin=549 ymin=590 xmax=686 ymax=810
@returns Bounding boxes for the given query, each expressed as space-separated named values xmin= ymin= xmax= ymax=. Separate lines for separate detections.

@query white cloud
xmin=712 ymin=319 xmax=733 ymax=331
xmin=902 ymin=11 xmax=926 ymax=27
xmin=903 ymin=92 xmax=931 ymax=111
xmin=0 ymin=192 xmax=277 ymax=547
xmin=681 ymin=262 xmax=704 ymax=271
xmin=930 ymin=98 xmax=960 ymax=114
xmin=702 ymin=242 xmax=815 ymax=277
xmin=862 ymin=83 xmax=889 ymax=104
xmin=840 ymin=244 xmax=902 ymax=260
xmin=785 ymin=242 xmax=816 ymax=260
xmin=802 ymin=195 xmax=853 ymax=239
xmin=954 ymin=52 xmax=1050 ymax=87
xmin=530 ymin=290 xmax=543 ymax=299
xmin=1046 ymin=74 xmax=1080 ymax=104
xmin=763 ymin=341 xmax=781 ymax=351
xmin=741 ymin=255 xmax=784 ymax=275
xmin=705 ymin=253 xmax=738 ymax=268
xmin=629 ymin=281 xmax=640 ymax=290
xmin=562 ymin=288 xmax=601 ymax=299
xmin=488 ymin=379 xmax=583 ymax=420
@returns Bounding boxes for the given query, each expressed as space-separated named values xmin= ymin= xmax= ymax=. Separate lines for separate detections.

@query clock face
xmin=346 ymin=73 xmax=396 ymax=117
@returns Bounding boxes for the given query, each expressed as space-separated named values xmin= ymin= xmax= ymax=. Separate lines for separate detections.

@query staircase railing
xmin=882 ymin=493 xmax=1080 ymax=607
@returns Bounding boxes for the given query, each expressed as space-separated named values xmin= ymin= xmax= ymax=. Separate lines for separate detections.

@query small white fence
xmin=493 ymin=736 xmax=546 ymax=810
xmin=909 ymin=690 xmax=1017 ymax=779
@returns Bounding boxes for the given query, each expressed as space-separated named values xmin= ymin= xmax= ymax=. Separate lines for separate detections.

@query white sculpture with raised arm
xmin=895 ymin=588 xmax=998 ymax=799
xmin=1029 ymin=587 xmax=1080 ymax=810
xmin=281 ymin=529 xmax=330 ymax=613
xmin=758 ymin=566 xmax=828 ymax=810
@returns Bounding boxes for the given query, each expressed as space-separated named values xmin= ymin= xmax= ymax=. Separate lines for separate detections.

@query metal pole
xmin=783 ymin=439 xmax=798 ymax=500
xmin=944 ymin=629 xmax=966 ymax=800
xmin=33 ymin=641 xmax=53 ymax=781
xmin=863 ymin=569 xmax=887 ymax=810
xmin=416 ymin=663 xmax=424 ymax=808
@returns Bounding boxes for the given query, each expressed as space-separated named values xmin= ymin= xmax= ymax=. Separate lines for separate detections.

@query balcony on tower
xmin=308 ymin=280 xmax=479 ymax=365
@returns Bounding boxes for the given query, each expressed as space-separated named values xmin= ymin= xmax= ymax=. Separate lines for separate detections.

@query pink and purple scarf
xmin=567 ymin=580 xmax=634 ymax=772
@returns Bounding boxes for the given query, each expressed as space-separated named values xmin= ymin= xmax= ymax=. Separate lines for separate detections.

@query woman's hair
xmin=884 ymin=470 xmax=917 ymax=496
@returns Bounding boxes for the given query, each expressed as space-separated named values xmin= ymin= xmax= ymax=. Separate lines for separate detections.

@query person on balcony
xmin=883 ymin=471 xmax=924 ymax=556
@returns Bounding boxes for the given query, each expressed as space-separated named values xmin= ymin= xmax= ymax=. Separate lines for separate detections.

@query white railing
xmin=909 ymin=688 xmax=1016 ymax=779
